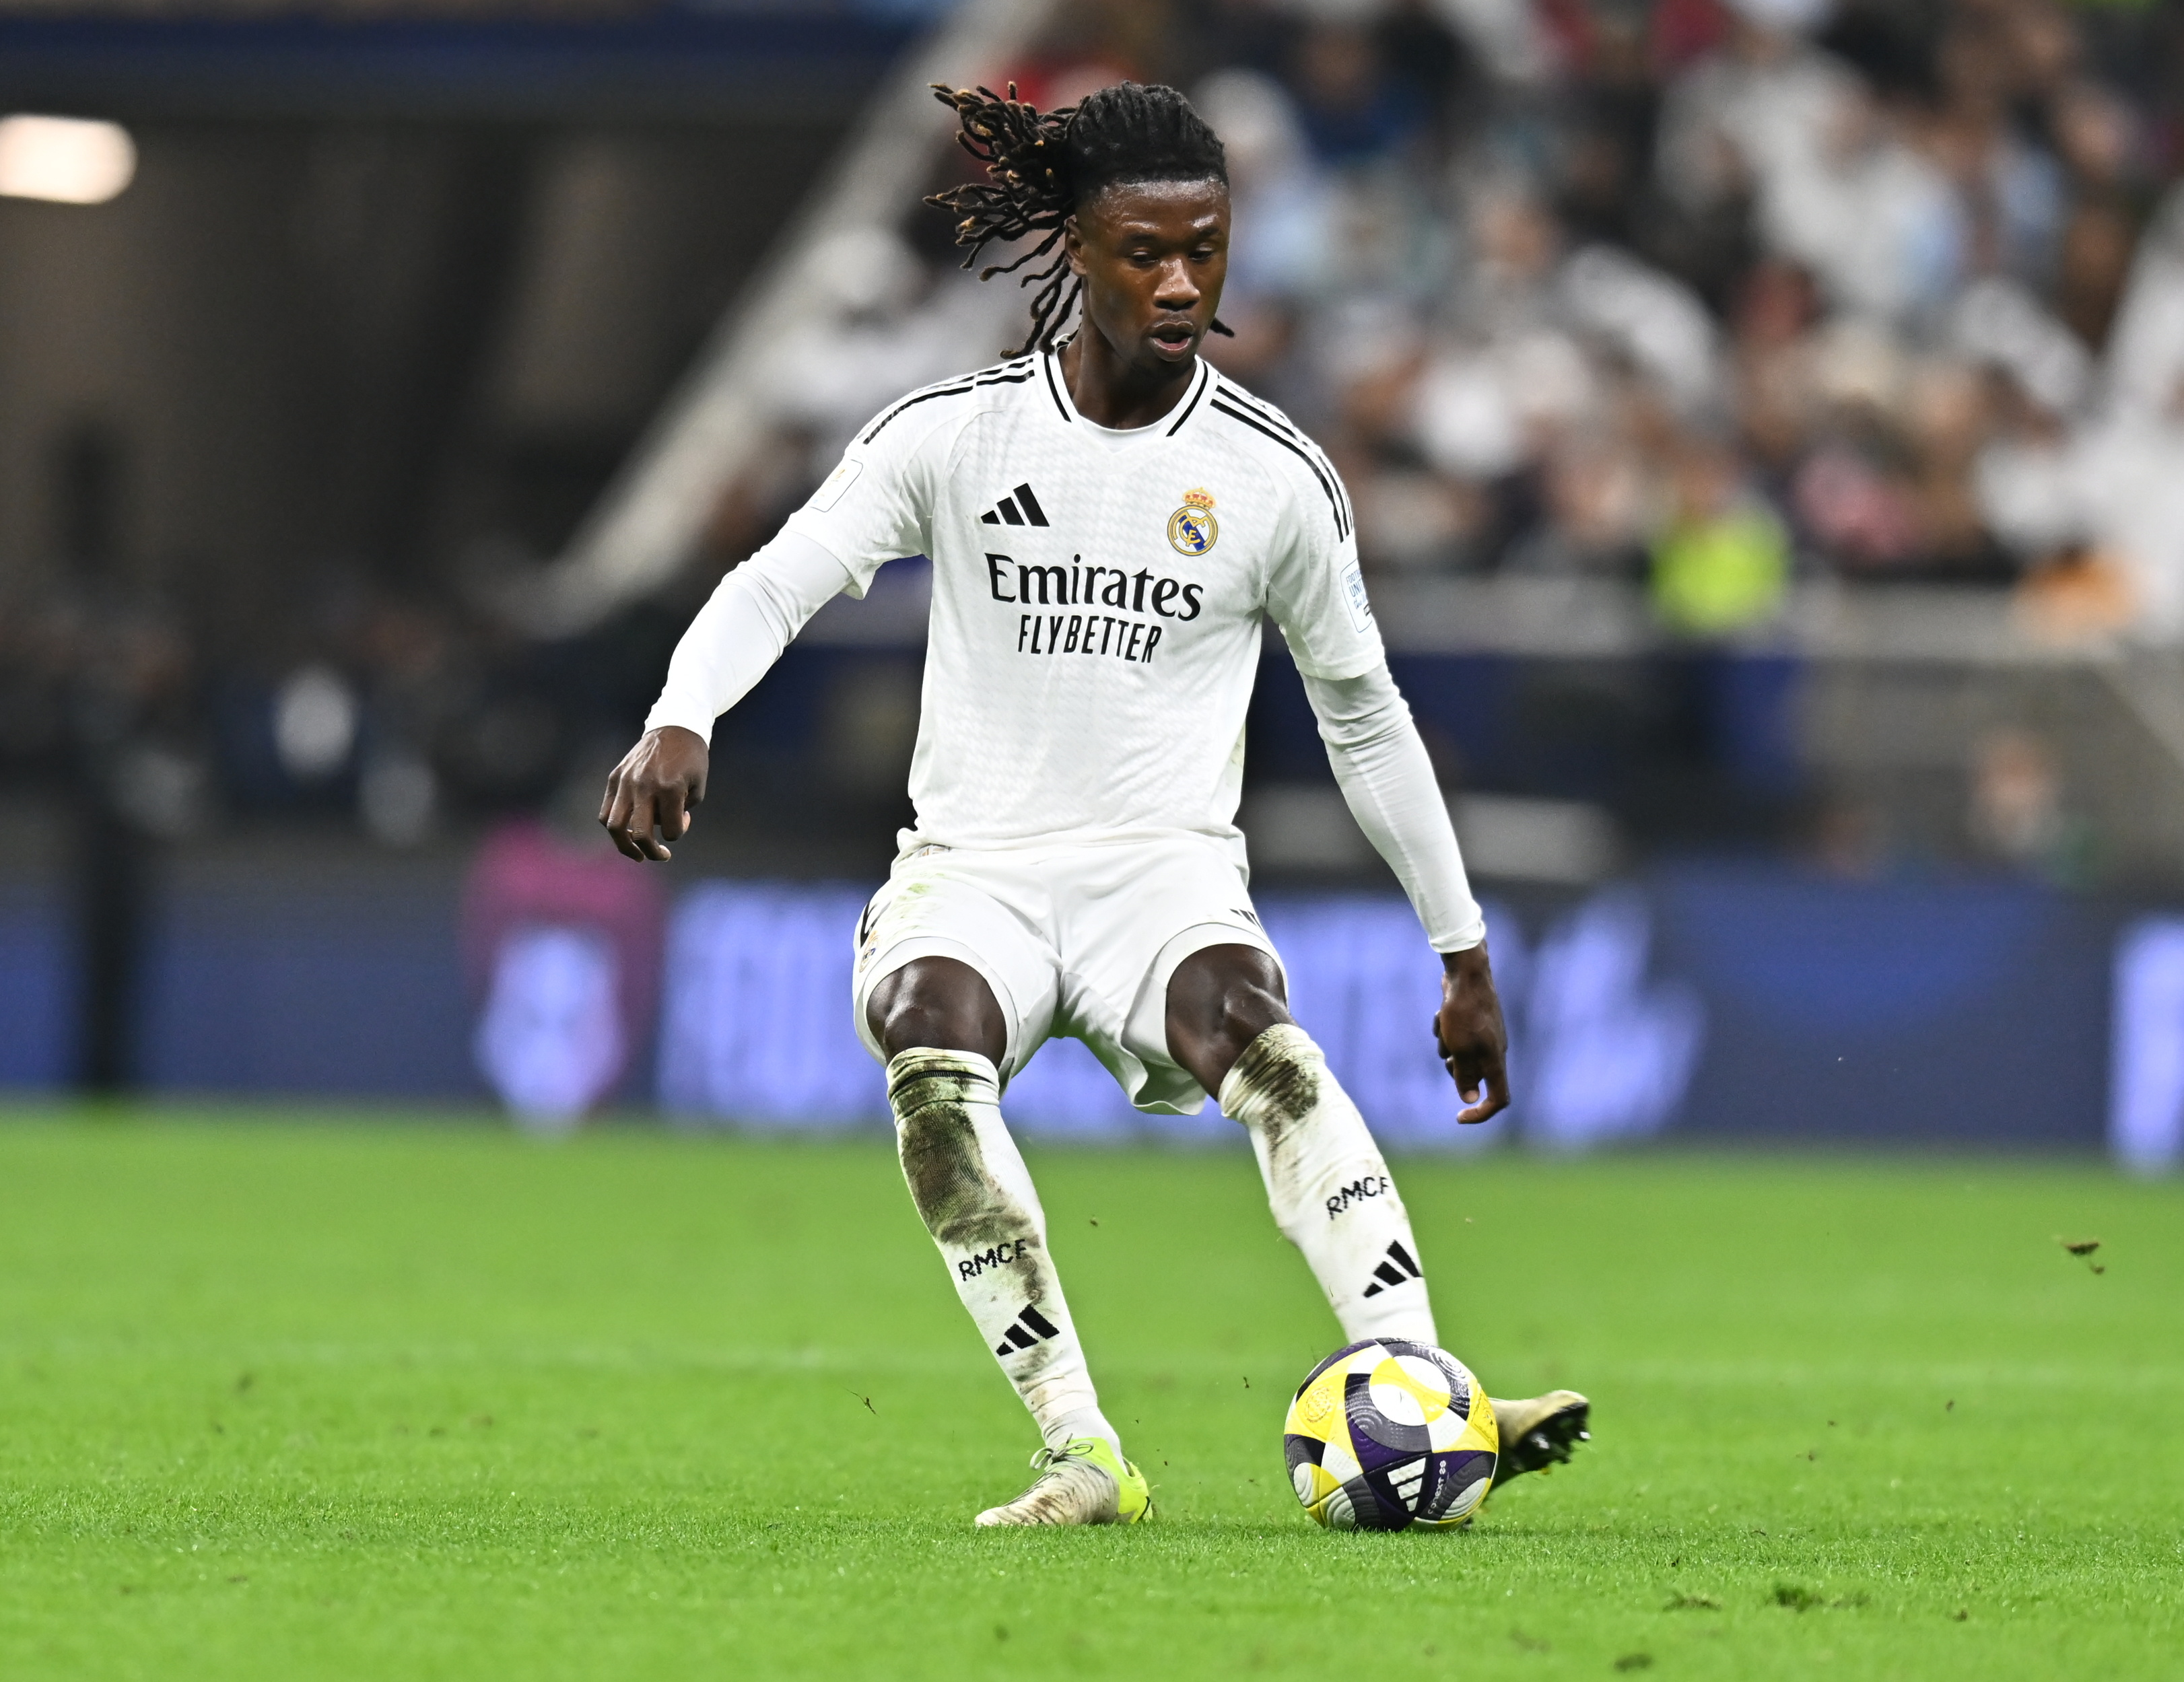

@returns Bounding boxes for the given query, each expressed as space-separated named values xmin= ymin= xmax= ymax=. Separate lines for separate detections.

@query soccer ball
xmin=1283 ymin=1338 xmax=1498 ymax=1530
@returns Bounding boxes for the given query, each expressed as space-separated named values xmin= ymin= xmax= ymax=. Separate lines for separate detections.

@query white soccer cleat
xmin=974 ymin=1437 xmax=1153 ymax=1527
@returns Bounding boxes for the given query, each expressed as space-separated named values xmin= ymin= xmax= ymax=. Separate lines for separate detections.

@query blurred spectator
xmin=2104 ymin=184 xmax=2184 ymax=422
xmin=1649 ymin=433 xmax=1791 ymax=635
xmin=1291 ymin=19 xmax=1427 ymax=165
xmin=1505 ymin=429 xmax=1651 ymax=578
xmin=1969 ymin=725 xmax=2094 ymax=886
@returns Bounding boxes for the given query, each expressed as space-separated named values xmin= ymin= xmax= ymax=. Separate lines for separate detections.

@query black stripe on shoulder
xmin=1210 ymin=397 xmax=1350 ymax=538
xmin=859 ymin=361 xmax=1034 ymax=444
xmin=974 ymin=353 xmax=1037 ymax=382
xmin=1165 ymin=363 xmax=1212 ymax=435
xmin=1214 ymin=384 xmax=1353 ymax=530
xmin=1041 ymin=352 xmax=1073 ymax=422
xmin=1214 ymin=384 xmax=1353 ymax=529
xmin=861 ymin=379 xmax=976 ymax=444
xmin=1213 ymin=381 xmax=1300 ymax=430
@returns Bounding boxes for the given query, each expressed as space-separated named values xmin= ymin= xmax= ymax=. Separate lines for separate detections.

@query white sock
xmin=886 ymin=1048 xmax=1122 ymax=1454
xmin=1220 ymin=1024 xmax=1439 ymax=1347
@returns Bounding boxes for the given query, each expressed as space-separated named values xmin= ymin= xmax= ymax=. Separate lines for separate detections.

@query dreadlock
xmin=926 ymin=80 xmax=1230 ymax=355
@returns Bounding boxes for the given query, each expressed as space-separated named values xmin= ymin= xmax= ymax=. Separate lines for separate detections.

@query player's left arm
xmin=1264 ymin=470 xmax=1509 ymax=1123
xmin=1299 ymin=666 xmax=1510 ymax=1124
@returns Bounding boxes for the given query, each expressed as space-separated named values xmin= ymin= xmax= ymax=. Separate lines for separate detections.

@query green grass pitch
xmin=1 ymin=1115 xmax=2178 ymax=1679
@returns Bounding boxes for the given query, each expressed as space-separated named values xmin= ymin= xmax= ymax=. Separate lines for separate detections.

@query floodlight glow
xmin=0 ymin=115 xmax=136 ymax=205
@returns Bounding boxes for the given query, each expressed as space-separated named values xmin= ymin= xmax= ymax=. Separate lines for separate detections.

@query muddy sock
xmin=1219 ymin=1024 xmax=1437 ymax=1347
xmin=886 ymin=1048 xmax=1120 ymax=1452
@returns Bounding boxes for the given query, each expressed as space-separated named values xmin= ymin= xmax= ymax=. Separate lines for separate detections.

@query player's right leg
xmin=862 ymin=946 xmax=1149 ymax=1527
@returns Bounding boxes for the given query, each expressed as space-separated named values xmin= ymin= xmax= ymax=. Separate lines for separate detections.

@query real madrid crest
xmin=1167 ymin=488 xmax=1219 ymax=556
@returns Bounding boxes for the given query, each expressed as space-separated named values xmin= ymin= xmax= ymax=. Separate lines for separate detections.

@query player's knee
xmin=1165 ymin=946 xmax=1291 ymax=1091
xmin=1217 ymin=979 xmax=1288 ymax=1053
xmin=869 ymin=958 xmax=1006 ymax=1063
xmin=876 ymin=994 xmax=967 ymax=1058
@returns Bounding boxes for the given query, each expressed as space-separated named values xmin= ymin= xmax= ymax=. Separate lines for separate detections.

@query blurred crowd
xmin=9 ymin=0 xmax=2184 ymax=855
xmin=0 ymin=573 xmax=669 ymax=846
xmin=754 ymin=0 xmax=2184 ymax=640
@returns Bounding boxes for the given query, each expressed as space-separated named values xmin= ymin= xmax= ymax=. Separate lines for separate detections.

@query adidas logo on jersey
xmin=1361 ymin=1238 xmax=1423 ymax=1298
xmin=980 ymin=483 xmax=1050 ymax=527
xmin=993 ymin=1301 xmax=1062 ymax=1356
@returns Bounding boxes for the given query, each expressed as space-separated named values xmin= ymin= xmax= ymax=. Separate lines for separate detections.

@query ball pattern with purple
xmin=1283 ymin=1337 xmax=1498 ymax=1531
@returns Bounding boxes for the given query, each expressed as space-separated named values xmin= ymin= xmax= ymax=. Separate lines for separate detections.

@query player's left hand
xmin=1433 ymin=944 xmax=1509 ymax=1125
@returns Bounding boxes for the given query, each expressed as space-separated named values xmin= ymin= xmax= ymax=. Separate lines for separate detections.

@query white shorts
xmin=852 ymin=834 xmax=1283 ymax=1115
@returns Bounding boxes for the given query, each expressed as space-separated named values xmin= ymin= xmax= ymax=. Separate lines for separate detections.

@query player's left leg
xmin=1166 ymin=946 xmax=1440 ymax=1345
xmin=1167 ymin=947 xmax=1590 ymax=1493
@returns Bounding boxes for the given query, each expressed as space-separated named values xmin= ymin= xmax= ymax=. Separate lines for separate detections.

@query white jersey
xmin=783 ymin=349 xmax=1381 ymax=861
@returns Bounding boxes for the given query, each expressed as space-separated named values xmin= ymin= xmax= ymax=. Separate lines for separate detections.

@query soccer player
xmin=601 ymin=81 xmax=1588 ymax=1527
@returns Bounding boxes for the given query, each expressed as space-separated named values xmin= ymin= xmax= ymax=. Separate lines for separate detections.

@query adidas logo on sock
xmin=979 ymin=483 xmax=1050 ymax=527
xmin=1361 ymin=1239 xmax=1423 ymax=1298
xmin=993 ymin=1302 xmax=1062 ymax=1356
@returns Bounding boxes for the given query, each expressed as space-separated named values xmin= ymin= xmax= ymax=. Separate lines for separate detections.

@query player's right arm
xmin=599 ymin=390 xmax=945 ymax=862
xmin=599 ymin=531 xmax=854 ymax=860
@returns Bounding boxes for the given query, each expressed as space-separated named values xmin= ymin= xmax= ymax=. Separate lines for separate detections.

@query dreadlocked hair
xmin=925 ymin=79 xmax=1230 ymax=354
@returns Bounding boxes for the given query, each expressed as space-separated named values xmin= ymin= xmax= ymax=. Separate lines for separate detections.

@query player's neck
xmin=1058 ymin=332 xmax=1198 ymax=432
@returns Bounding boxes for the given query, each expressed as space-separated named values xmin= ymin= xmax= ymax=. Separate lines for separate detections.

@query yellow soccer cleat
xmin=974 ymin=1436 xmax=1153 ymax=1527
xmin=1485 ymin=1390 xmax=1591 ymax=1497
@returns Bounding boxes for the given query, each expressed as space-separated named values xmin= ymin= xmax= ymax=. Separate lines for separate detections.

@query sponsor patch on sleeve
xmin=1340 ymin=559 xmax=1374 ymax=633
xmin=807 ymin=455 xmax=863 ymax=513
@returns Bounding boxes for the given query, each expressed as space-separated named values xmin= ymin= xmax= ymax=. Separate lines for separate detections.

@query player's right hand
xmin=599 ymin=726 xmax=710 ymax=862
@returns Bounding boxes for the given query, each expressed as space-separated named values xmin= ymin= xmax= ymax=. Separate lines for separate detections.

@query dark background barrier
xmin=0 ymin=818 xmax=2140 ymax=1159
xmin=1650 ymin=866 xmax=2114 ymax=1148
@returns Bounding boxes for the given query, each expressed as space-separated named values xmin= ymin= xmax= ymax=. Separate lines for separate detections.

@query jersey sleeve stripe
xmin=860 ymin=379 xmax=975 ymax=443
xmin=1210 ymin=383 xmax=1353 ymax=527
xmin=1208 ymin=380 xmax=1308 ymax=444
xmin=1210 ymin=384 xmax=1355 ymax=530
xmin=858 ymin=363 xmax=1035 ymax=444
xmin=1209 ymin=396 xmax=1351 ymax=538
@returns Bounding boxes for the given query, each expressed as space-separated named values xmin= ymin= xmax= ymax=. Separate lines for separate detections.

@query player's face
xmin=1065 ymin=178 xmax=1229 ymax=374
